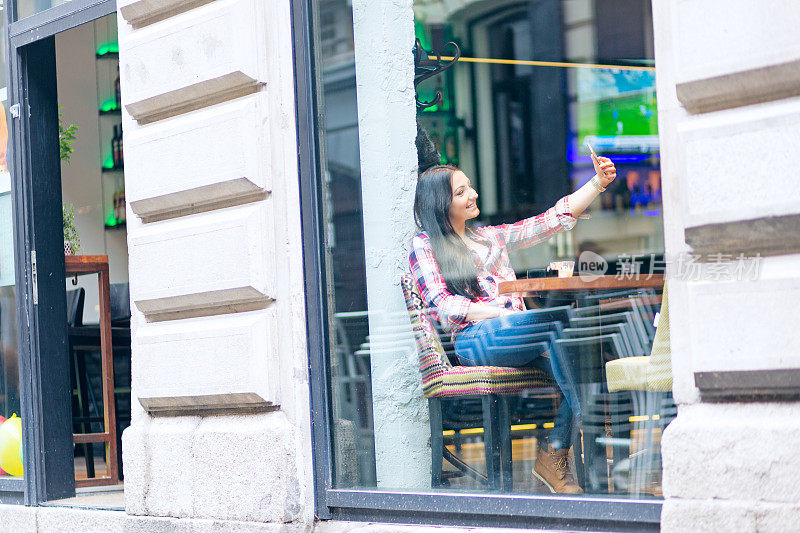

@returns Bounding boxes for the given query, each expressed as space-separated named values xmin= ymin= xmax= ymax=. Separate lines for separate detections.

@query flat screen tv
xmin=576 ymin=68 xmax=659 ymax=156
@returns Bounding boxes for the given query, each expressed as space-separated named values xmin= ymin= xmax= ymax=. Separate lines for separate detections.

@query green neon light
xmin=102 ymin=156 xmax=114 ymax=169
xmin=96 ymin=42 xmax=119 ymax=56
xmin=105 ymin=213 xmax=118 ymax=226
xmin=100 ymin=99 xmax=119 ymax=112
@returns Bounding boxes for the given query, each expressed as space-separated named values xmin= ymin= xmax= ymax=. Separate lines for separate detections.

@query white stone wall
xmin=654 ymin=0 xmax=800 ymax=530
xmin=117 ymin=0 xmax=313 ymax=525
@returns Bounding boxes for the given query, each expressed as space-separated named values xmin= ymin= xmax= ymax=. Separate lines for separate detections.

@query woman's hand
xmin=495 ymin=307 xmax=515 ymax=318
xmin=593 ymin=156 xmax=617 ymax=188
xmin=568 ymin=154 xmax=618 ymax=216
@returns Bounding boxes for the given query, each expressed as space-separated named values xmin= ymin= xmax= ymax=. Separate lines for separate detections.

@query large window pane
xmin=319 ymin=0 xmax=671 ymax=500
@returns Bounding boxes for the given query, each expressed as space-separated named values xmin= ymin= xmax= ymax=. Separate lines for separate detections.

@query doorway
xmin=57 ymin=13 xmax=129 ymax=503
xmin=6 ymin=1 xmax=128 ymax=506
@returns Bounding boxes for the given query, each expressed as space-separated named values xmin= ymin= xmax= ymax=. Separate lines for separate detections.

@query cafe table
xmin=498 ymin=274 xmax=665 ymax=295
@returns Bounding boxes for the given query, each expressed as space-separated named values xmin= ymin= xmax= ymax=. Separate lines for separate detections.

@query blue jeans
xmin=454 ymin=309 xmax=581 ymax=450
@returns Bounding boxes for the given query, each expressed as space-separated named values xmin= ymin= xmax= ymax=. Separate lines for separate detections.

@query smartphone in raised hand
xmin=586 ymin=141 xmax=606 ymax=180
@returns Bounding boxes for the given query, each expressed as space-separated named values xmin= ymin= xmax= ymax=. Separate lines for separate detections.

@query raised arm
xmin=482 ymin=156 xmax=617 ymax=250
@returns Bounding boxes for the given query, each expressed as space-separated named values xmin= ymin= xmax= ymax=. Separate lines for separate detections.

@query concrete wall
xmin=116 ymin=0 xmax=313 ymax=526
xmin=654 ymin=0 xmax=800 ymax=530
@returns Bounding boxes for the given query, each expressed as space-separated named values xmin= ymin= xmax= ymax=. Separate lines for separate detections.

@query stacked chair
xmin=331 ymin=311 xmax=376 ymax=486
xmin=554 ymin=287 xmax=674 ymax=495
xmin=605 ymin=284 xmax=675 ymax=496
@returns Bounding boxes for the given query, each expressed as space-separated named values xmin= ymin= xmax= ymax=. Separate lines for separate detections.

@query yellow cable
xmin=430 ymin=55 xmax=655 ymax=72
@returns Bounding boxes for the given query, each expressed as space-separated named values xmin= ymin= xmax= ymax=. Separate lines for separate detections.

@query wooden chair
xmin=400 ymin=274 xmax=558 ymax=492
xmin=67 ymin=282 xmax=131 ymax=483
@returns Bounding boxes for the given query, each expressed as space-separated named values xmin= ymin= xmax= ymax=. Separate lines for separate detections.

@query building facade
xmin=0 ymin=0 xmax=797 ymax=531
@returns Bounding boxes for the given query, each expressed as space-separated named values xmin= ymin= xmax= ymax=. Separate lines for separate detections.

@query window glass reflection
xmin=319 ymin=0 xmax=671 ymax=498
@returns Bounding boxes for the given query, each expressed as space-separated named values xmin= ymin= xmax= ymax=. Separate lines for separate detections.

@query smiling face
xmin=448 ymin=170 xmax=479 ymax=227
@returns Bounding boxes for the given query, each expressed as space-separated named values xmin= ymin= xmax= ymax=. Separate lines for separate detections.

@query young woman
xmin=409 ymin=157 xmax=616 ymax=494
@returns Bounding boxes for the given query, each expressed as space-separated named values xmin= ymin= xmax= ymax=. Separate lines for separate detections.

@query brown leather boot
xmin=533 ymin=444 xmax=583 ymax=494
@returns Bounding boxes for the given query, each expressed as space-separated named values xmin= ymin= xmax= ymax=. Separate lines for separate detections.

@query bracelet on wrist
xmin=590 ymin=176 xmax=606 ymax=192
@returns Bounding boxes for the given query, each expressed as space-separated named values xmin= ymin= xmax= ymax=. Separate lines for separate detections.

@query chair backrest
xmin=66 ymin=287 xmax=85 ymax=327
xmin=569 ymin=311 xmax=648 ymax=351
xmin=562 ymin=324 xmax=640 ymax=357
xmin=571 ymin=300 xmax=654 ymax=343
xmin=628 ymin=295 xmax=656 ymax=340
xmin=110 ymin=282 xmax=131 ymax=325
xmin=400 ymin=274 xmax=452 ymax=398
xmin=579 ymin=289 xmax=642 ymax=306
xmin=582 ymin=287 xmax=657 ymax=301
xmin=556 ymin=333 xmax=626 ymax=384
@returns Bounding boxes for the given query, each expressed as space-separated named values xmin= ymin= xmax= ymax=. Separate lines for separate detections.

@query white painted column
xmin=352 ymin=0 xmax=431 ymax=488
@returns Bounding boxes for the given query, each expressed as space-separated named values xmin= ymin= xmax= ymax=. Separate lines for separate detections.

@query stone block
xmin=661 ymin=499 xmax=756 ymax=533
xmin=313 ymin=524 xmax=540 ymax=533
xmin=673 ymin=0 xmax=800 ymax=81
xmin=126 ymin=416 xmax=201 ymax=517
xmin=129 ymin=203 xmax=274 ymax=320
xmin=188 ymin=413 xmax=304 ymax=522
xmin=123 ymin=515 xmax=197 ymax=533
xmin=678 ymin=97 xmax=800 ymax=230
xmin=133 ymin=309 xmax=279 ymax=412
xmin=663 ymin=500 xmax=800 ymax=533
xmin=662 ymin=403 xmax=800 ymax=504
xmin=124 ymin=412 xmax=305 ymax=523
xmin=119 ymin=0 xmax=215 ymax=28
xmin=126 ymin=93 xmax=271 ymax=221
xmin=686 ymin=278 xmax=800 ymax=374
xmin=122 ymin=417 xmax=150 ymax=516
xmin=754 ymin=503 xmax=800 ymax=532
xmin=120 ymin=0 xmax=271 ymax=123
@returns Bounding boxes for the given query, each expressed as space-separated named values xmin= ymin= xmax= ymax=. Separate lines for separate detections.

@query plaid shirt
xmin=409 ymin=196 xmax=576 ymax=340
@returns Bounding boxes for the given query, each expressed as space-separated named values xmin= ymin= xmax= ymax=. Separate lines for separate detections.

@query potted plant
xmin=60 ymin=112 xmax=80 ymax=255
xmin=63 ymin=204 xmax=81 ymax=255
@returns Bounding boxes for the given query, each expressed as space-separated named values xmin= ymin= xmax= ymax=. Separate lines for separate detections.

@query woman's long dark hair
xmin=414 ymin=164 xmax=483 ymax=299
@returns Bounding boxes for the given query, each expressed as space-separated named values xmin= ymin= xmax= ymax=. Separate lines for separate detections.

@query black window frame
xmin=291 ymin=0 xmax=663 ymax=529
